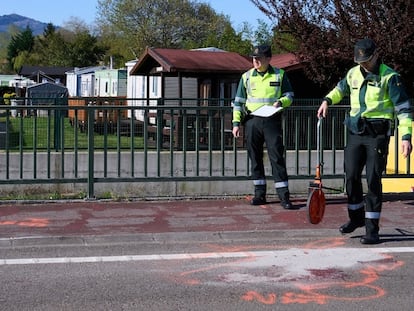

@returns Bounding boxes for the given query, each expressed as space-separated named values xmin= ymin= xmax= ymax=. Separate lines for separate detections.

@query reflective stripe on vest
xmin=346 ymin=64 xmax=396 ymax=119
xmin=243 ymin=67 xmax=283 ymax=112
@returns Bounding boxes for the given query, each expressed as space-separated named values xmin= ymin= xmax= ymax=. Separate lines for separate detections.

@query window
xmin=152 ymin=77 xmax=158 ymax=95
xmin=112 ymin=81 xmax=117 ymax=94
xmin=199 ymin=79 xmax=211 ymax=106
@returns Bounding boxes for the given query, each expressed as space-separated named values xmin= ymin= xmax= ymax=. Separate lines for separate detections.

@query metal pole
xmin=87 ymin=107 xmax=95 ymax=199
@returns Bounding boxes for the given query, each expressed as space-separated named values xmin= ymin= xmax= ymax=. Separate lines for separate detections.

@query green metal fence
xmin=0 ymin=97 xmax=412 ymax=198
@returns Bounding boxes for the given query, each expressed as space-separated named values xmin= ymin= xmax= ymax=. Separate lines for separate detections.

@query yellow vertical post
xmin=383 ymin=122 xmax=414 ymax=192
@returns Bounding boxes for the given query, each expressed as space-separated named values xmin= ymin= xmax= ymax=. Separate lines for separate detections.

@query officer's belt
xmin=352 ymin=118 xmax=391 ymax=136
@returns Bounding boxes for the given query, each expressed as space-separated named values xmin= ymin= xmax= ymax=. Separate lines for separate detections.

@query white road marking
xmin=1 ymin=247 xmax=413 ymax=266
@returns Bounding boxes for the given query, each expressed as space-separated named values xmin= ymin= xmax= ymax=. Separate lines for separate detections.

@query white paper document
xmin=250 ymin=105 xmax=283 ymax=117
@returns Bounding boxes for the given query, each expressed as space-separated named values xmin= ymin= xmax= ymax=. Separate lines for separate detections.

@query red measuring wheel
xmin=306 ymin=117 xmax=326 ymax=224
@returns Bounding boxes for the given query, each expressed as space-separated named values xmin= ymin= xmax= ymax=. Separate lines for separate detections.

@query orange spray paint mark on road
xmin=279 ymin=292 xmax=328 ymax=305
xmin=178 ymin=252 xmax=257 ymax=285
xmin=172 ymin=238 xmax=405 ymax=307
xmin=302 ymin=237 xmax=346 ymax=249
xmin=242 ymin=291 xmax=276 ymax=305
xmin=0 ymin=218 xmax=49 ymax=227
xmin=245 ymin=195 xmax=268 ymax=208
xmin=242 ymin=253 xmax=404 ymax=305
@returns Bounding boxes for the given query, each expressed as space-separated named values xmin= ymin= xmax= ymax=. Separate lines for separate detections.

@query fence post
xmin=87 ymin=107 xmax=95 ymax=199
xmin=54 ymin=97 xmax=66 ymax=151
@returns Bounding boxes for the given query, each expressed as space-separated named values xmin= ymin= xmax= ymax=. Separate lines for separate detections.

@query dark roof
xmin=19 ymin=65 xmax=74 ymax=77
xmin=130 ymin=47 xmax=252 ymax=75
xmin=25 ymin=82 xmax=68 ymax=99
xmin=26 ymin=81 xmax=67 ymax=91
xmin=270 ymin=53 xmax=302 ymax=71
xmin=130 ymin=48 xmax=304 ymax=76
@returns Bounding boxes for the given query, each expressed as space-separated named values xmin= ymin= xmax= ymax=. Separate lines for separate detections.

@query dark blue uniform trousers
xmin=245 ymin=115 xmax=290 ymax=201
xmin=344 ymin=131 xmax=390 ymax=235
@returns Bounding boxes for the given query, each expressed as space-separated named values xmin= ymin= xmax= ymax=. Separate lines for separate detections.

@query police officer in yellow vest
xmin=318 ymin=38 xmax=413 ymax=244
xmin=232 ymin=45 xmax=295 ymax=209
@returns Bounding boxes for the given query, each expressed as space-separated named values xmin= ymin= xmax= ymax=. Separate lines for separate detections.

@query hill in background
xmin=0 ymin=14 xmax=51 ymax=35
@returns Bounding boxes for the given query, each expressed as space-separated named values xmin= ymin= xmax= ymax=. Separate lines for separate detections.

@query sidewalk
xmin=0 ymin=193 xmax=413 ymax=243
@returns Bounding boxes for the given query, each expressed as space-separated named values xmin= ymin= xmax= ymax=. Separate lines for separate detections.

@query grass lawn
xmin=1 ymin=116 xmax=146 ymax=150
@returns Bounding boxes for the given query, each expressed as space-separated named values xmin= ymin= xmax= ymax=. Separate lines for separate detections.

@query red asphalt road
xmin=0 ymin=194 xmax=413 ymax=239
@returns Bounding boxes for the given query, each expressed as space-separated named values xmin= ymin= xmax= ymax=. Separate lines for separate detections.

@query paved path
xmin=1 ymin=193 xmax=414 ymax=310
xmin=1 ymin=193 xmax=413 ymax=244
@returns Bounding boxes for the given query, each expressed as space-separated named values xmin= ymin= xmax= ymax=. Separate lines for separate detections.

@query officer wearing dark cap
xmin=232 ymin=45 xmax=295 ymax=209
xmin=354 ymin=38 xmax=377 ymax=63
xmin=317 ymin=38 xmax=413 ymax=244
xmin=251 ymin=45 xmax=272 ymax=58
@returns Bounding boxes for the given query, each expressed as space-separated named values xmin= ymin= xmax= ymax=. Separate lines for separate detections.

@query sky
xmin=0 ymin=0 xmax=270 ymax=28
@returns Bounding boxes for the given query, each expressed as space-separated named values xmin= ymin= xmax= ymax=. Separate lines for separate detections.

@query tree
xmin=61 ymin=17 xmax=91 ymax=34
xmin=6 ymin=26 xmax=35 ymax=72
xmin=28 ymin=20 xmax=107 ymax=68
xmin=31 ymin=23 xmax=70 ymax=67
xmin=251 ymin=0 xmax=414 ymax=95
xmin=0 ymin=32 xmax=12 ymax=73
xmin=96 ymin=0 xmax=256 ymax=63
xmin=66 ymin=30 xmax=106 ymax=67
xmin=61 ymin=18 xmax=107 ymax=67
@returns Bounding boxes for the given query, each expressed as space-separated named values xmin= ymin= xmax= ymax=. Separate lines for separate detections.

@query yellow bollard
xmin=383 ymin=124 xmax=414 ymax=193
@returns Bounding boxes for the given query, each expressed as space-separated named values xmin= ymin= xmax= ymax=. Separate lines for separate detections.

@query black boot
xmin=251 ymin=185 xmax=266 ymax=205
xmin=339 ymin=208 xmax=365 ymax=234
xmin=360 ymin=218 xmax=380 ymax=244
xmin=277 ymin=187 xmax=294 ymax=209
